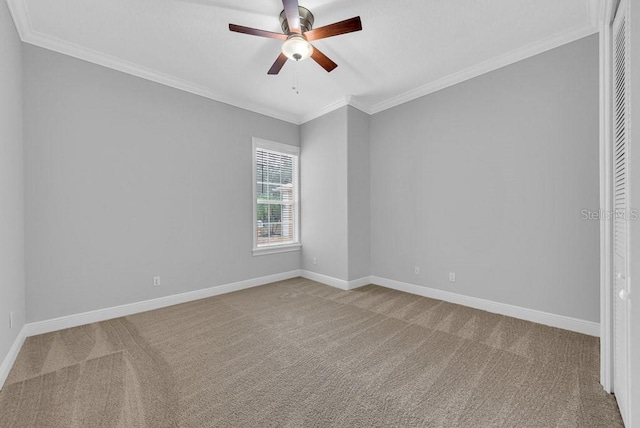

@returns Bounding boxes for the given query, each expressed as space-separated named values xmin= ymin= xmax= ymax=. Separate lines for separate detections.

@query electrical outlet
xmin=449 ymin=272 xmax=456 ymax=282
xmin=9 ymin=312 xmax=13 ymax=329
xmin=414 ymin=266 xmax=420 ymax=274
xmin=153 ymin=276 xmax=161 ymax=287
xmin=313 ymin=257 xmax=318 ymax=265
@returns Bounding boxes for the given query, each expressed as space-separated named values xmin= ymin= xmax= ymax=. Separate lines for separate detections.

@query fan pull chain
xmin=292 ymin=62 xmax=300 ymax=95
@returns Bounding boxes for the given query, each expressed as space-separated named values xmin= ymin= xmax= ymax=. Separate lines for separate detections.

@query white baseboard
xmin=3 ymin=270 xmax=598 ymax=391
xmin=300 ymin=270 xmax=371 ymax=290
xmin=0 ymin=326 xmax=27 ymax=390
xmin=300 ymin=270 xmax=349 ymax=290
xmin=24 ymin=270 xmax=302 ymax=337
xmin=348 ymin=276 xmax=372 ymax=290
xmin=370 ymin=276 xmax=600 ymax=337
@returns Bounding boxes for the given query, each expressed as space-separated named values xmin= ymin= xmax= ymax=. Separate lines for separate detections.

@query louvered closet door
xmin=612 ymin=0 xmax=630 ymax=423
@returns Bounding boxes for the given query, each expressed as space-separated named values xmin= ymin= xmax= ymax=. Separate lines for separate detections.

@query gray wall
xmin=0 ymin=0 xmax=25 ymax=366
xmin=23 ymin=45 xmax=300 ymax=322
xmin=300 ymin=107 xmax=349 ymax=280
xmin=628 ymin=2 xmax=640 ymax=420
xmin=347 ymin=107 xmax=371 ymax=280
xmin=19 ymin=32 xmax=602 ymax=327
xmin=370 ymin=35 xmax=600 ymax=322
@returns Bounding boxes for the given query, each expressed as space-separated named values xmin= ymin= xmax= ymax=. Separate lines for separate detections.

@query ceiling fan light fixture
xmin=229 ymin=1 xmax=362 ymax=74
xmin=281 ymin=34 xmax=313 ymax=61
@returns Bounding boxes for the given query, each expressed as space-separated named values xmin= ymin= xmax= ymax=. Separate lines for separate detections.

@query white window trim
xmin=252 ymin=243 xmax=302 ymax=256
xmin=252 ymin=137 xmax=301 ymax=256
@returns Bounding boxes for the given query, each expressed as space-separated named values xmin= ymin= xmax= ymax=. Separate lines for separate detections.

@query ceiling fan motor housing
xmin=280 ymin=6 xmax=314 ymax=34
xmin=228 ymin=1 xmax=361 ymax=74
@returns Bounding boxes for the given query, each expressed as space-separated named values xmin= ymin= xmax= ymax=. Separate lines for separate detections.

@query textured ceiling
xmin=8 ymin=0 xmax=599 ymax=123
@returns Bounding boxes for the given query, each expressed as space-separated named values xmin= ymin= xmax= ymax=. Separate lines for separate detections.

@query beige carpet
xmin=0 ymin=278 xmax=623 ymax=427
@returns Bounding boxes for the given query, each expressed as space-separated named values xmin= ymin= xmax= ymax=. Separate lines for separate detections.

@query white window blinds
xmin=253 ymin=139 xmax=300 ymax=251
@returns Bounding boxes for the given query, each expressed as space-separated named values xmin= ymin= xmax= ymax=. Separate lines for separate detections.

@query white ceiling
xmin=7 ymin=0 xmax=599 ymax=124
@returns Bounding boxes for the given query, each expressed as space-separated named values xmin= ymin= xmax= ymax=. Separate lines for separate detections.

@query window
xmin=252 ymin=138 xmax=300 ymax=255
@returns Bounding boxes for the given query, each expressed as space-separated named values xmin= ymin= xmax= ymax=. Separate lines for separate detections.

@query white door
xmin=612 ymin=0 xmax=630 ymax=424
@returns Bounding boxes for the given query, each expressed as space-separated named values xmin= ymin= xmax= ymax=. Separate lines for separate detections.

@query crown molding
xmin=297 ymin=96 xmax=373 ymax=124
xmin=345 ymin=95 xmax=373 ymax=115
xmin=298 ymin=96 xmax=349 ymax=124
xmin=7 ymin=0 xmax=599 ymax=125
xmin=6 ymin=0 xmax=301 ymax=125
xmin=5 ymin=0 xmax=29 ymax=40
xmin=24 ymin=32 xmax=302 ymax=124
xmin=368 ymin=23 xmax=599 ymax=115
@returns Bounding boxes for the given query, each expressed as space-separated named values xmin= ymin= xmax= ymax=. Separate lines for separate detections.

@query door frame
xmin=598 ymin=0 xmax=616 ymax=394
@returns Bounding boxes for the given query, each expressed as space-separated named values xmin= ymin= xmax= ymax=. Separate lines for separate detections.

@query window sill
xmin=252 ymin=244 xmax=301 ymax=256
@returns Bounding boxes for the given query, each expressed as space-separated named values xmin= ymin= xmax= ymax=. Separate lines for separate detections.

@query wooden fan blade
xmin=311 ymin=46 xmax=337 ymax=72
xmin=268 ymin=53 xmax=288 ymax=75
xmin=282 ymin=0 xmax=301 ymax=33
xmin=304 ymin=17 xmax=362 ymax=41
xmin=229 ymin=24 xmax=288 ymax=40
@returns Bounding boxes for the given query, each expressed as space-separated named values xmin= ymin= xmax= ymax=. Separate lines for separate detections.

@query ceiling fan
xmin=229 ymin=0 xmax=362 ymax=75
